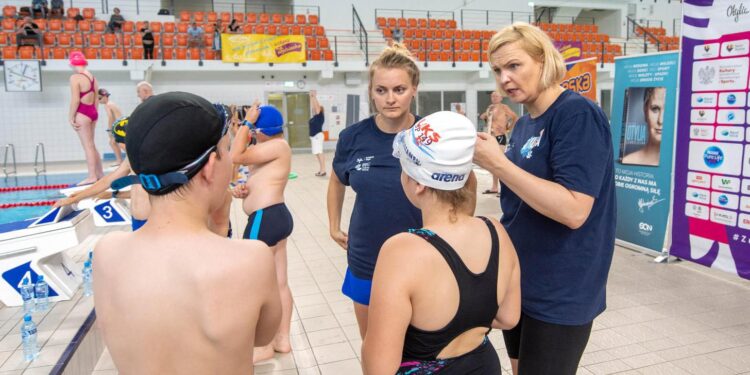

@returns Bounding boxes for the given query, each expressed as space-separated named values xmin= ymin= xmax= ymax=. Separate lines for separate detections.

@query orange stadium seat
xmin=176 ymin=48 xmax=188 ymax=60
xmin=100 ymin=48 xmax=114 ymax=59
xmin=296 ymin=15 xmax=306 ymax=24
xmin=83 ymin=8 xmax=95 ymax=19
xmin=284 ymin=14 xmax=294 ymax=25
xmin=163 ymin=22 xmax=175 ymax=33
xmin=93 ymin=20 xmax=106 ymax=33
xmin=272 ymin=14 xmax=282 ymax=24
xmin=247 ymin=13 xmax=257 ymax=23
xmin=19 ymin=46 xmax=34 ymax=59
xmin=189 ymin=48 xmax=200 ymax=59
xmin=3 ymin=46 xmax=16 ymax=59
xmin=63 ymin=20 xmax=76 ymax=32
xmin=83 ymin=48 xmax=97 ymax=60
xmin=151 ymin=22 xmax=162 ymax=33
xmin=194 ymin=12 xmax=204 ymax=23
xmin=309 ymin=15 xmax=319 ymax=25
xmin=324 ymin=49 xmax=333 ymax=61
xmin=207 ymin=12 xmax=217 ymax=23
xmin=130 ymin=48 xmax=143 ymax=59
xmin=67 ymin=8 xmax=80 ymax=19
xmin=220 ymin=12 xmax=230 ymax=23
xmin=177 ymin=23 xmax=188 ymax=33
xmin=88 ymin=34 xmax=102 ymax=47
xmin=260 ymin=13 xmax=270 ymax=23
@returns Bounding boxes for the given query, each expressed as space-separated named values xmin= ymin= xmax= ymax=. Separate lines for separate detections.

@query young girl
xmin=362 ymin=111 xmax=521 ymax=374
xmin=328 ymin=43 xmax=422 ymax=338
xmin=68 ymin=51 xmax=103 ymax=185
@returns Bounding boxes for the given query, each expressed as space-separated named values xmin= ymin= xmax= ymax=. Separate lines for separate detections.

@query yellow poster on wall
xmin=221 ymin=34 xmax=306 ymax=63
xmin=560 ymin=57 xmax=597 ymax=102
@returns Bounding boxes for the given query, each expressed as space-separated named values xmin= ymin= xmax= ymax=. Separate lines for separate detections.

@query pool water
xmin=0 ymin=173 xmax=87 ymax=224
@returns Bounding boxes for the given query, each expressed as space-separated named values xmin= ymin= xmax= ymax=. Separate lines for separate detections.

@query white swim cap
xmin=392 ymin=111 xmax=476 ymax=191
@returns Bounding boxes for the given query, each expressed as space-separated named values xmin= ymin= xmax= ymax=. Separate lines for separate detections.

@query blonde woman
xmin=328 ymin=43 xmax=422 ymax=338
xmin=473 ymin=23 xmax=615 ymax=375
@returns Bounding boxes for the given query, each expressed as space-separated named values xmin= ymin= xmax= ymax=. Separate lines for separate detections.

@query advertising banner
xmin=611 ymin=52 xmax=679 ymax=253
xmin=561 ymin=57 xmax=597 ymax=102
xmin=670 ymin=0 xmax=750 ymax=279
xmin=221 ymin=34 xmax=306 ymax=63
xmin=554 ymin=41 xmax=584 ymax=62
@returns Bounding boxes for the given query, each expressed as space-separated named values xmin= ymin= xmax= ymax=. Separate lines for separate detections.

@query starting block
xmin=0 ymin=209 xmax=93 ymax=307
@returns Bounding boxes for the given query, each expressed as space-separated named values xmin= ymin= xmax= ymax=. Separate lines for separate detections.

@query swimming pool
xmin=0 ymin=173 xmax=87 ymax=224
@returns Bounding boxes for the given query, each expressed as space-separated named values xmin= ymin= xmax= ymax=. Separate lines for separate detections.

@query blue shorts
xmin=132 ymin=218 xmax=147 ymax=231
xmin=342 ymin=268 xmax=372 ymax=306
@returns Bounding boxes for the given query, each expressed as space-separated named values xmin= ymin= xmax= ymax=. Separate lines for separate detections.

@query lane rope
xmin=0 ymin=184 xmax=72 ymax=194
xmin=0 ymin=200 xmax=57 ymax=209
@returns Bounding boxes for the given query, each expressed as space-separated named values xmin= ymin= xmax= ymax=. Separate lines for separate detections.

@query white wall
xmin=633 ymin=1 xmax=683 ymax=35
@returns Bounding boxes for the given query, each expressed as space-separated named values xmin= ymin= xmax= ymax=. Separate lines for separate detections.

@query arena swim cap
xmin=255 ymin=105 xmax=284 ymax=136
xmin=69 ymin=51 xmax=87 ymax=67
xmin=112 ymin=116 xmax=127 ymax=144
xmin=392 ymin=111 xmax=476 ymax=191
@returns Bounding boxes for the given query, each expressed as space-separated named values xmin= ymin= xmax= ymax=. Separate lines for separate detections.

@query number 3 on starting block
xmin=91 ymin=199 xmax=131 ymax=227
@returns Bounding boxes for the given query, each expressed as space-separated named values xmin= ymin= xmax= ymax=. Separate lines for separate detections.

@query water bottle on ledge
xmin=34 ymin=275 xmax=49 ymax=312
xmin=20 ymin=278 xmax=35 ymax=315
xmin=20 ymin=314 xmax=38 ymax=361
xmin=82 ymin=261 xmax=93 ymax=297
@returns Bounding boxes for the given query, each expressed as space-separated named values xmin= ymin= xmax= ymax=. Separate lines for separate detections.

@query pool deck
xmin=6 ymin=154 xmax=750 ymax=375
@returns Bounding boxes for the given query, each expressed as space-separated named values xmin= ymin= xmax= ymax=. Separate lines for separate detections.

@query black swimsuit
xmin=398 ymin=217 xmax=501 ymax=374
xmin=242 ymin=203 xmax=294 ymax=247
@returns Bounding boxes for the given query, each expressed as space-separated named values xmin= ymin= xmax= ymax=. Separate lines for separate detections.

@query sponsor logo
xmin=719 ymin=194 xmax=730 ymax=205
xmin=704 ymin=146 xmax=725 ymax=168
xmin=728 ymin=112 xmax=736 ymax=121
xmin=728 ymin=94 xmax=737 ymax=104
xmin=704 ymin=45 xmax=711 ymax=52
xmin=431 ymin=173 xmax=465 ymax=183
xmin=698 ymin=65 xmax=715 ymax=84
xmin=699 ymin=110 xmax=706 ymax=117
xmin=697 ymin=97 xmax=705 ymax=103
xmin=638 ymin=222 xmax=654 ymax=235
xmin=727 ymin=43 xmax=735 ymax=52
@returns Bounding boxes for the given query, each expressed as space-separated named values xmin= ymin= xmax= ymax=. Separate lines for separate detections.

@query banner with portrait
xmin=221 ymin=34 xmax=306 ymax=63
xmin=611 ymin=52 xmax=679 ymax=254
xmin=560 ymin=58 xmax=596 ymax=102
xmin=670 ymin=0 xmax=750 ymax=279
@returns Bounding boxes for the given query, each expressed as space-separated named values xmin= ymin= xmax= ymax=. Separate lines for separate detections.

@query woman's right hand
xmin=70 ymin=118 xmax=80 ymax=130
xmin=330 ymin=229 xmax=349 ymax=250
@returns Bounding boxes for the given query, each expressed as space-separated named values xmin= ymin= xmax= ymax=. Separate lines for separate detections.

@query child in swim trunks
xmin=230 ymin=101 xmax=294 ymax=363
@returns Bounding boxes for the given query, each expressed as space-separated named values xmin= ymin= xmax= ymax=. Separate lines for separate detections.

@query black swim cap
xmin=121 ymin=92 xmax=225 ymax=195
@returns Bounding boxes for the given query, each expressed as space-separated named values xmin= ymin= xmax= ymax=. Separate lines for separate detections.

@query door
xmin=265 ymin=91 xmax=311 ymax=149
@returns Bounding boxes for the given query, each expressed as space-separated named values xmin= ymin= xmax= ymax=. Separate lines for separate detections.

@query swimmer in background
xmin=98 ymin=88 xmax=125 ymax=167
xmin=94 ymin=92 xmax=281 ymax=373
xmin=231 ymin=101 xmax=294 ymax=363
xmin=622 ymin=87 xmax=665 ymax=166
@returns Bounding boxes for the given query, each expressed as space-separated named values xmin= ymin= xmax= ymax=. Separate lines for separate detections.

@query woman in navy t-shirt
xmin=328 ymin=43 xmax=422 ymax=339
xmin=473 ymin=23 xmax=616 ymax=375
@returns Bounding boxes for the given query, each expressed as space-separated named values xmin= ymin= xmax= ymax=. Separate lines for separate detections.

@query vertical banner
xmin=611 ymin=52 xmax=679 ymax=253
xmin=560 ymin=58 xmax=597 ymax=102
xmin=670 ymin=0 xmax=750 ymax=279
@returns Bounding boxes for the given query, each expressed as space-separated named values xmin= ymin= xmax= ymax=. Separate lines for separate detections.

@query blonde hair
xmin=487 ymin=22 xmax=566 ymax=94
xmin=368 ymin=43 xmax=420 ymax=97
xmin=430 ymin=171 xmax=477 ymax=222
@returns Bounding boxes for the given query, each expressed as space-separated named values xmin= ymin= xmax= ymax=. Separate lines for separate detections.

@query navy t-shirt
xmin=332 ymin=116 xmax=422 ymax=279
xmin=309 ymin=111 xmax=324 ymax=137
xmin=501 ymin=90 xmax=616 ymax=325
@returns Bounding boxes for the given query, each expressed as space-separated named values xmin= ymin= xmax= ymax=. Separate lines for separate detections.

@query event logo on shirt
xmin=520 ymin=129 xmax=545 ymax=159
xmin=704 ymin=146 xmax=725 ymax=168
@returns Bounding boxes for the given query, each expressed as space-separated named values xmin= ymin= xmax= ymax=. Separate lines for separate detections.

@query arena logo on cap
xmin=703 ymin=146 xmax=725 ymax=168
xmin=431 ymin=172 xmax=465 ymax=183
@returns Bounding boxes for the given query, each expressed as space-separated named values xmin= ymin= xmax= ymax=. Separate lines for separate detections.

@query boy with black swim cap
xmin=94 ymin=92 xmax=281 ymax=374
xmin=231 ymin=101 xmax=294 ymax=362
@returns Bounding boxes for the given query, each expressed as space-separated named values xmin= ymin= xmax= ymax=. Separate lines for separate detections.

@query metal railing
xmin=460 ymin=9 xmax=533 ymax=29
xmin=627 ymin=16 xmax=662 ymax=52
xmin=168 ymin=2 xmax=320 ymax=19
xmin=375 ymin=8 xmax=455 ymax=22
xmin=3 ymin=144 xmax=16 ymax=177
xmin=34 ymin=143 xmax=46 ymax=176
xmin=672 ymin=18 xmax=681 ymax=36
xmin=352 ymin=5 xmax=369 ymax=66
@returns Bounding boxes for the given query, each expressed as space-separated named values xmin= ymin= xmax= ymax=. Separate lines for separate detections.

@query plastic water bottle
xmin=34 ymin=275 xmax=49 ymax=312
xmin=82 ymin=261 xmax=93 ymax=297
xmin=19 ymin=278 xmax=35 ymax=315
xmin=20 ymin=315 xmax=38 ymax=361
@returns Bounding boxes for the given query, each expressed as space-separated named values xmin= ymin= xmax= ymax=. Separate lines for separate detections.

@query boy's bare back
xmin=94 ymin=228 xmax=280 ymax=375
